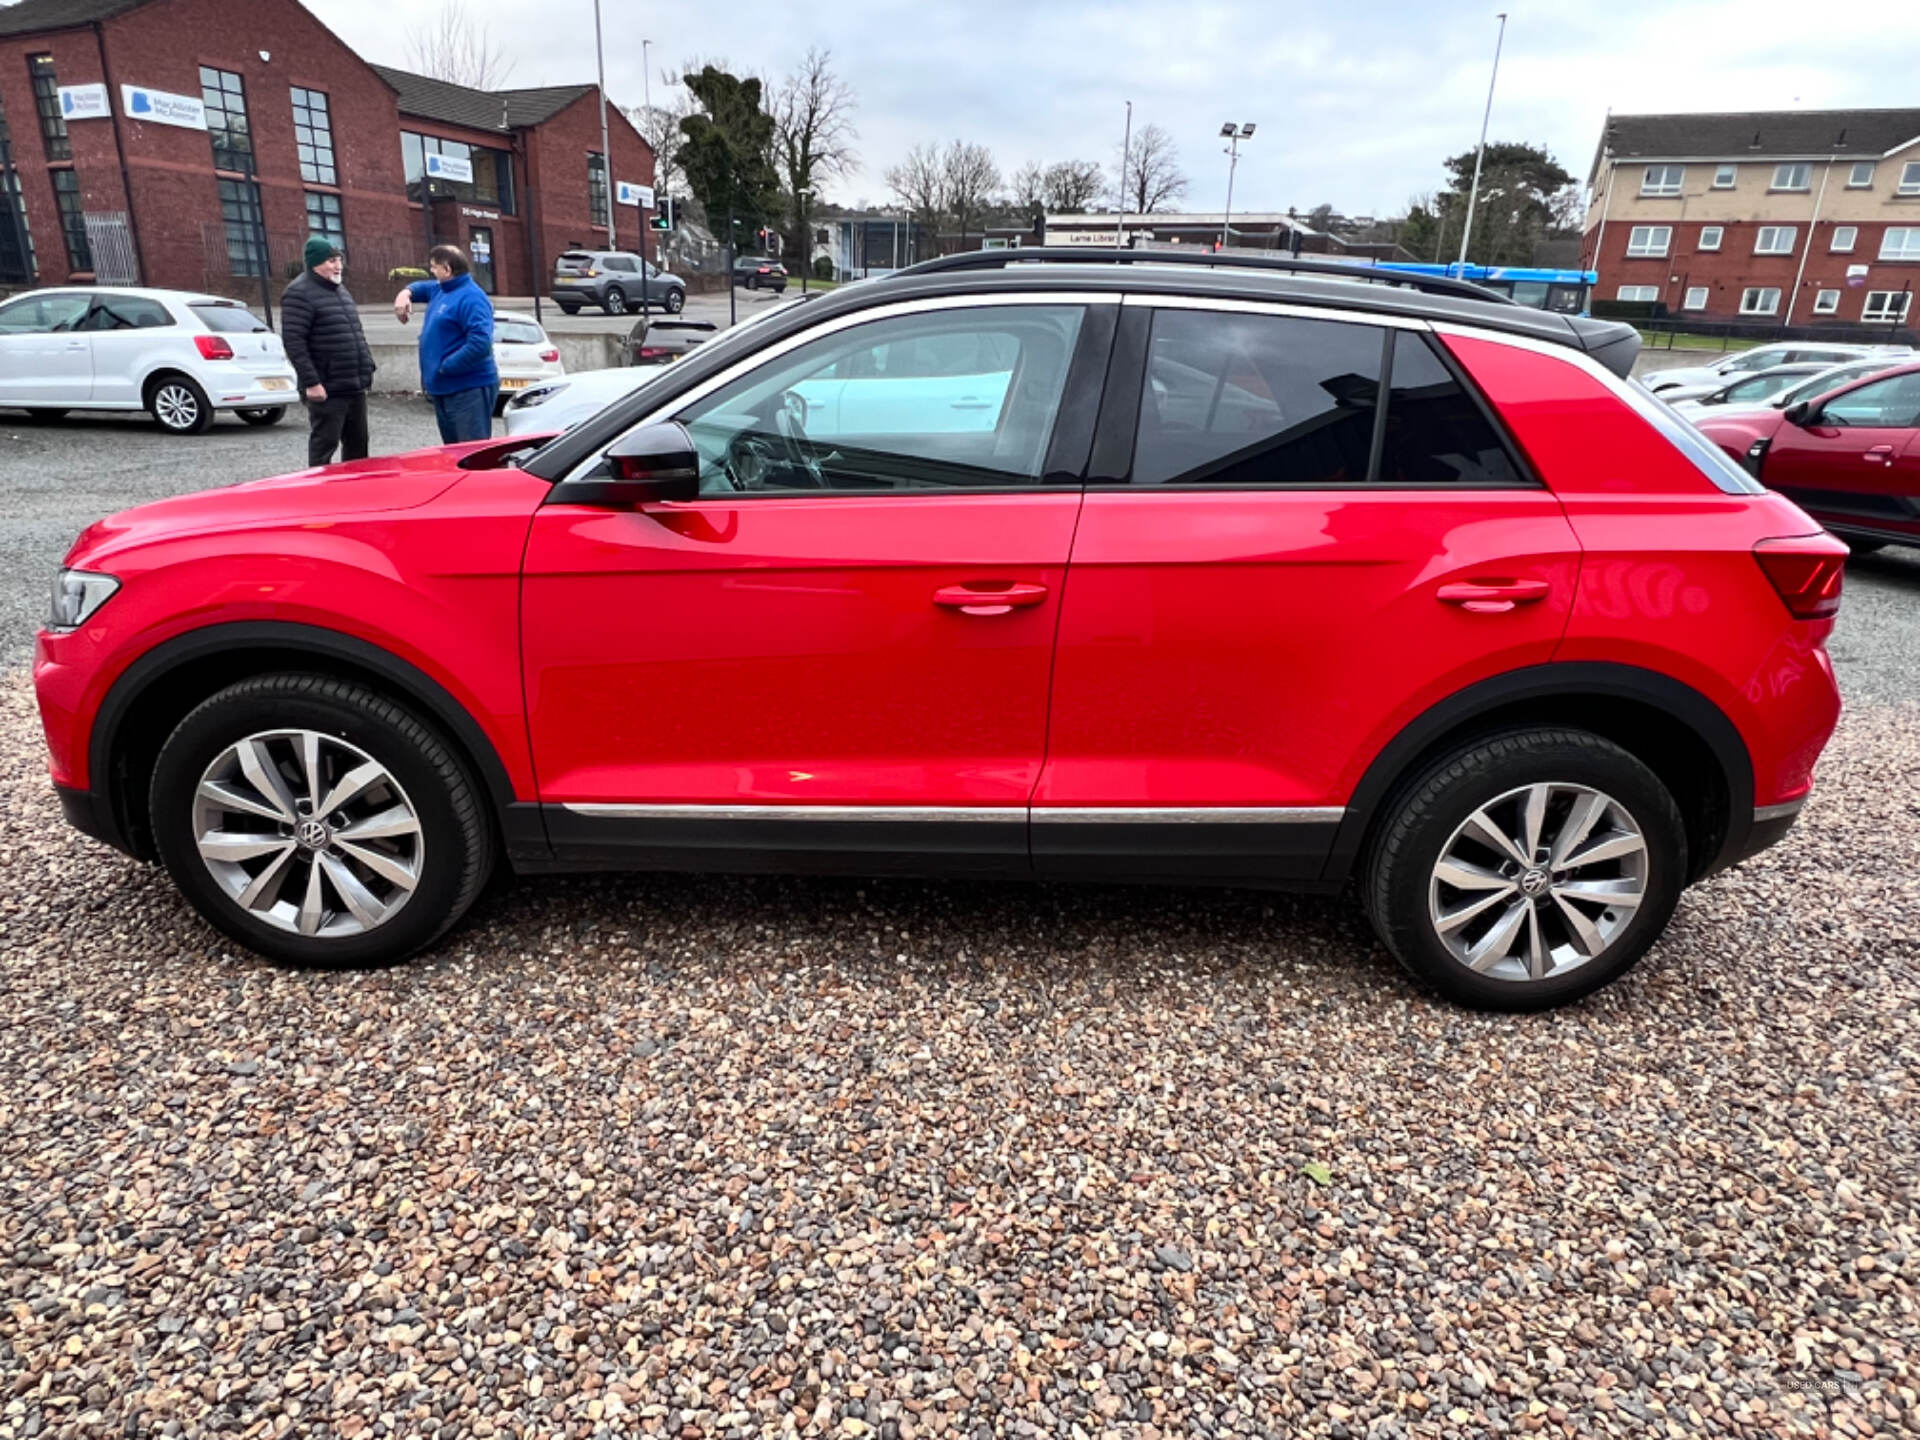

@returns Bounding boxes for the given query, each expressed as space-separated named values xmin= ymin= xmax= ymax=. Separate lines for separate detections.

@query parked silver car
xmin=550 ymin=251 xmax=686 ymax=316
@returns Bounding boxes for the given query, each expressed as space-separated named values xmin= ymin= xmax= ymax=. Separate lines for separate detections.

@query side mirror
xmin=548 ymin=422 xmax=701 ymax=507
xmin=1783 ymin=400 xmax=1813 ymax=427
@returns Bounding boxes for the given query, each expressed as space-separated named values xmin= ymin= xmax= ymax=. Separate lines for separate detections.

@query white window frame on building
xmin=1900 ymin=162 xmax=1920 ymax=197
xmin=1739 ymin=287 xmax=1781 ymax=316
xmin=1615 ymin=285 xmax=1661 ymax=302
xmin=1830 ymin=227 xmax=1857 ymax=254
xmin=1624 ymin=225 xmax=1671 ymax=258
xmin=1880 ymin=227 xmax=1920 ymax=262
xmin=1682 ymin=286 xmax=1709 ymax=310
xmin=1812 ymin=290 xmax=1840 ymax=315
xmin=1698 ymin=226 xmax=1723 ymax=252
xmin=1847 ymin=162 xmax=1875 ymax=189
xmin=1640 ymin=164 xmax=1684 ymax=197
xmin=1770 ymin=163 xmax=1812 ymax=192
xmin=1862 ymin=290 xmax=1913 ymax=324
xmin=1711 ymin=164 xmax=1737 ymax=189
xmin=1753 ymin=226 xmax=1796 ymax=256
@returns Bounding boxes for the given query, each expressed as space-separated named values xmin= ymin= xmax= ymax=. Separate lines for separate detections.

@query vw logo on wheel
xmin=294 ymin=818 xmax=331 ymax=850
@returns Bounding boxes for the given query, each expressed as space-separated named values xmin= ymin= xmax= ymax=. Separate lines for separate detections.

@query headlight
xmin=49 ymin=569 xmax=120 ymax=632
xmin=510 ymin=383 xmax=569 ymax=410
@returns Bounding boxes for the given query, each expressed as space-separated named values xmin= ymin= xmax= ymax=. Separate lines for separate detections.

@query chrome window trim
xmin=1429 ymin=322 xmax=1767 ymax=496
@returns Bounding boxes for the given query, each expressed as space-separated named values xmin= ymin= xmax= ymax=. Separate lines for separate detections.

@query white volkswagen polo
xmin=0 ymin=286 xmax=297 ymax=435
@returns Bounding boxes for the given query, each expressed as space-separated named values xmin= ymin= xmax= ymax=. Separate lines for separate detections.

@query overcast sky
xmin=309 ymin=0 xmax=1920 ymax=216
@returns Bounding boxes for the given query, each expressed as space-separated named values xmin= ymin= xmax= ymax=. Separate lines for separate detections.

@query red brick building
xmin=0 ymin=0 xmax=655 ymax=299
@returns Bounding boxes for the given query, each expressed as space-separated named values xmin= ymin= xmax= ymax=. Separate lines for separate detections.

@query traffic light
xmin=649 ymin=196 xmax=677 ymax=233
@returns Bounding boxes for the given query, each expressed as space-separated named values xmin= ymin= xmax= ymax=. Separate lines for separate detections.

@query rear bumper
xmin=1727 ymin=796 xmax=1805 ymax=869
xmin=202 ymin=367 xmax=299 ymax=408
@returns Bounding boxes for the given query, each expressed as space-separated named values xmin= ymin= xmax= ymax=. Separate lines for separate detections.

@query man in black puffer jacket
xmin=281 ymin=235 xmax=377 ymax=466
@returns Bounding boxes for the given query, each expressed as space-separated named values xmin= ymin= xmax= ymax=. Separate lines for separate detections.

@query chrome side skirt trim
xmin=563 ymin=802 xmax=1345 ymax=825
xmin=1752 ymin=798 xmax=1807 ymax=823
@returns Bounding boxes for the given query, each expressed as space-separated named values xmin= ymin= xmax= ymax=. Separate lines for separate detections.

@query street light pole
xmin=1218 ymin=122 xmax=1255 ymax=251
xmin=1115 ymin=101 xmax=1132 ymax=247
xmin=593 ymin=0 xmax=615 ymax=250
xmin=1456 ymin=10 xmax=1508 ymax=275
xmin=798 ymin=187 xmax=812 ymax=292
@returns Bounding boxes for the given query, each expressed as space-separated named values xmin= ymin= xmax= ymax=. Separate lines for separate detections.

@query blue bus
xmin=1372 ymin=263 xmax=1596 ymax=316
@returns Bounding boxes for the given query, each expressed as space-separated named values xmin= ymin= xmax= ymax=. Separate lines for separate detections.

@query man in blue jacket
xmin=392 ymin=244 xmax=498 ymax=443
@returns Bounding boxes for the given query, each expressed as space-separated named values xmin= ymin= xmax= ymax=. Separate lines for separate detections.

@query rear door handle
xmin=1437 ymin=578 xmax=1552 ymax=614
xmin=933 ymin=580 xmax=1048 ymax=616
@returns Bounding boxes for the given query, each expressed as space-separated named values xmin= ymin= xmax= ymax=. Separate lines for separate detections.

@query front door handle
xmin=1437 ymin=578 xmax=1552 ymax=614
xmin=933 ymin=580 xmax=1048 ymax=616
xmin=1864 ymin=445 xmax=1895 ymax=465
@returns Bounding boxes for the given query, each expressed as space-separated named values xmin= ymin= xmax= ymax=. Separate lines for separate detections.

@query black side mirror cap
xmin=1783 ymin=400 xmax=1813 ymax=427
xmin=546 ymin=421 xmax=701 ymax=507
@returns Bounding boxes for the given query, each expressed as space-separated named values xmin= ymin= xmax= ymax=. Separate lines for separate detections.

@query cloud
xmin=307 ymin=0 xmax=1920 ymax=215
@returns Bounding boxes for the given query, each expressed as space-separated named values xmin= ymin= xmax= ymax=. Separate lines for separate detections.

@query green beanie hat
xmin=304 ymin=234 xmax=340 ymax=270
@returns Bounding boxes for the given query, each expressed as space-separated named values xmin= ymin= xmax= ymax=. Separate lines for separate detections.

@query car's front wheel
xmin=150 ymin=675 xmax=492 ymax=968
xmin=149 ymin=376 xmax=213 ymax=435
xmin=604 ymin=287 xmax=627 ymax=315
xmin=1364 ymin=729 xmax=1685 ymax=1010
xmin=664 ymin=288 xmax=685 ymax=314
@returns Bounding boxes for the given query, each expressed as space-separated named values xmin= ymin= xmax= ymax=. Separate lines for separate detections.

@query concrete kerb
xmin=366 ymin=332 xmax=627 ymax=396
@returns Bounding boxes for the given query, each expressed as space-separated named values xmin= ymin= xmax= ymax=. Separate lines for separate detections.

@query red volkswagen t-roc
xmin=34 ymin=251 xmax=1847 ymax=1009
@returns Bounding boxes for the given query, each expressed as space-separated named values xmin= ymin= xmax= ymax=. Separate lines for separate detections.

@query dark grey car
xmin=550 ymin=251 xmax=686 ymax=316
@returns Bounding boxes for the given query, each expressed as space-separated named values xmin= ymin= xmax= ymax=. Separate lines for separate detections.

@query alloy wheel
xmin=1427 ymin=782 xmax=1648 ymax=983
xmin=154 ymin=385 xmax=199 ymax=431
xmin=190 ymin=729 xmax=424 ymax=938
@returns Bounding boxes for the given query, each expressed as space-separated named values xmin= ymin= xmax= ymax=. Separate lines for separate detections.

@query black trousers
xmin=306 ymin=392 xmax=370 ymax=467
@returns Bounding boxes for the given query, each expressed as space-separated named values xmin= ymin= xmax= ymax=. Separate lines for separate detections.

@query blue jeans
xmin=431 ymin=384 xmax=497 ymax=443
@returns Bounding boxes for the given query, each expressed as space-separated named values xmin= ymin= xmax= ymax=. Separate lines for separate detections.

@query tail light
xmin=539 ymin=348 xmax=559 ymax=363
xmin=636 ymin=346 xmax=675 ymax=362
xmin=194 ymin=334 xmax=234 ymax=360
xmin=1754 ymin=537 xmax=1848 ymax=620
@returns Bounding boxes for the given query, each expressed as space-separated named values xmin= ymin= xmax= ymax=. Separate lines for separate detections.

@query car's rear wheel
xmin=558 ymin=302 xmax=581 ymax=315
xmin=148 ymin=376 xmax=213 ymax=435
xmin=604 ymin=287 xmax=627 ymax=315
xmin=150 ymin=674 xmax=492 ymax=968
xmin=236 ymin=406 xmax=286 ymax=426
xmin=664 ymin=289 xmax=685 ymax=314
xmin=24 ymin=408 xmax=68 ymax=423
xmin=745 ymin=274 xmax=758 ymax=291
xmin=1364 ymin=729 xmax=1686 ymax=1011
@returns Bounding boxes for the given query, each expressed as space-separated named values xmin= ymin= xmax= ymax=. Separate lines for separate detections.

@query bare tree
xmin=884 ymin=142 xmax=945 ymax=260
xmin=404 ymin=2 xmax=515 ymax=90
xmin=940 ymin=141 xmax=1001 ymax=246
xmin=770 ymin=47 xmax=858 ymax=268
xmin=1043 ymin=159 xmax=1106 ymax=213
xmin=1010 ymin=161 xmax=1048 ymax=214
xmin=626 ymin=71 xmax=696 ymax=212
xmin=1119 ymin=123 xmax=1187 ymax=213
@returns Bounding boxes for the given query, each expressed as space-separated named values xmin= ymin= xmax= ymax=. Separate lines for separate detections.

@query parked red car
xmin=34 ymin=251 xmax=1846 ymax=1010
xmin=1692 ymin=361 xmax=1920 ymax=554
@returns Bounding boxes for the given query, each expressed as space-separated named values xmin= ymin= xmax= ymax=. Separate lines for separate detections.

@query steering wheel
xmin=773 ymin=389 xmax=828 ymax=488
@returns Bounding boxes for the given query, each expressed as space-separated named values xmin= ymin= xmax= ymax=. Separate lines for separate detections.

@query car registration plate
xmin=260 ymin=377 xmax=293 ymax=392
xmin=499 ymin=378 xmax=532 ymax=390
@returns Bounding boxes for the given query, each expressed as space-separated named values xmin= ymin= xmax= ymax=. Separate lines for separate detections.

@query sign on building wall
xmin=425 ymin=152 xmax=474 ymax=184
xmin=58 ymin=85 xmax=110 ymax=121
xmin=120 ymin=85 xmax=207 ymax=130
xmin=615 ymin=181 xmax=654 ymax=209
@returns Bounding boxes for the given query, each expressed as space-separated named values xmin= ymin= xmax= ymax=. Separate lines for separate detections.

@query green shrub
xmin=389 ymin=266 xmax=429 ymax=285
xmin=812 ymin=256 xmax=835 ymax=281
xmin=1591 ymin=299 xmax=1663 ymax=321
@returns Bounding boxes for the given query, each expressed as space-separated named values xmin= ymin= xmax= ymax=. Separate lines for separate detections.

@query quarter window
xmin=1698 ymin=226 xmax=1722 ymax=251
xmin=1624 ymin=225 xmax=1670 ymax=257
xmin=1862 ymin=291 xmax=1913 ymax=324
xmin=1640 ymin=164 xmax=1683 ymax=196
xmin=1883 ymin=228 xmax=1920 ymax=261
xmin=1771 ymin=163 xmax=1811 ymax=191
xmin=1830 ymin=227 xmax=1857 ymax=253
xmin=51 ymin=169 xmax=89 ymax=270
xmin=1812 ymin=290 xmax=1839 ymax=315
xmin=1683 ymin=286 xmax=1709 ymax=310
xmin=81 ymin=294 xmax=173 ymax=329
xmin=28 ymin=55 xmax=68 ymax=162
xmin=1754 ymin=226 xmax=1796 ymax=255
xmin=1848 ymin=162 xmax=1875 ymax=188
xmin=1376 ymin=331 xmax=1521 ymax=486
xmin=588 ymin=152 xmax=609 ymax=228
xmin=1739 ymin=287 xmax=1781 ymax=316
xmin=674 ymin=304 xmax=1086 ymax=493
xmin=199 ymin=66 xmax=252 ymax=172
xmin=290 ymin=87 xmax=336 ymax=186
xmin=1712 ymin=164 xmax=1737 ymax=189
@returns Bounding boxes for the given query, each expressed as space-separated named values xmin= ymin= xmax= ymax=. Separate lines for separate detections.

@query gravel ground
xmin=1 ymin=666 xmax=1916 ymax=1437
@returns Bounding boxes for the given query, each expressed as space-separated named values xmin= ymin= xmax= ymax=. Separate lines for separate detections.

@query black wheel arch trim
xmin=85 ymin=621 xmax=549 ymax=861
xmin=1320 ymin=662 xmax=1756 ymax=886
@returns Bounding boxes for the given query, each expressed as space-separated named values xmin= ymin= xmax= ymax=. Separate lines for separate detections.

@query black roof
xmin=1598 ymin=108 xmax=1920 ymax=173
xmin=0 ymin=0 xmax=154 ymax=35
xmin=369 ymin=64 xmax=593 ymax=132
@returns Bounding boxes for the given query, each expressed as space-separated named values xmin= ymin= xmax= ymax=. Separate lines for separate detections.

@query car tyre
xmin=664 ymin=288 xmax=685 ymax=314
xmin=1844 ymin=538 xmax=1889 ymax=556
xmin=236 ymin=407 xmax=286 ymax=426
xmin=24 ymin=408 xmax=68 ymax=423
xmin=148 ymin=375 xmax=214 ymax=435
xmin=1363 ymin=728 xmax=1686 ymax=1011
xmin=745 ymin=274 xmax=758 ymax=291
xmin=558 ymin=302 xmax=581 ymax=315
xmin=149 ymin=674 xmax=493 ymax=969
xmin=604 ymin=287 xmax=627 ymax=316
